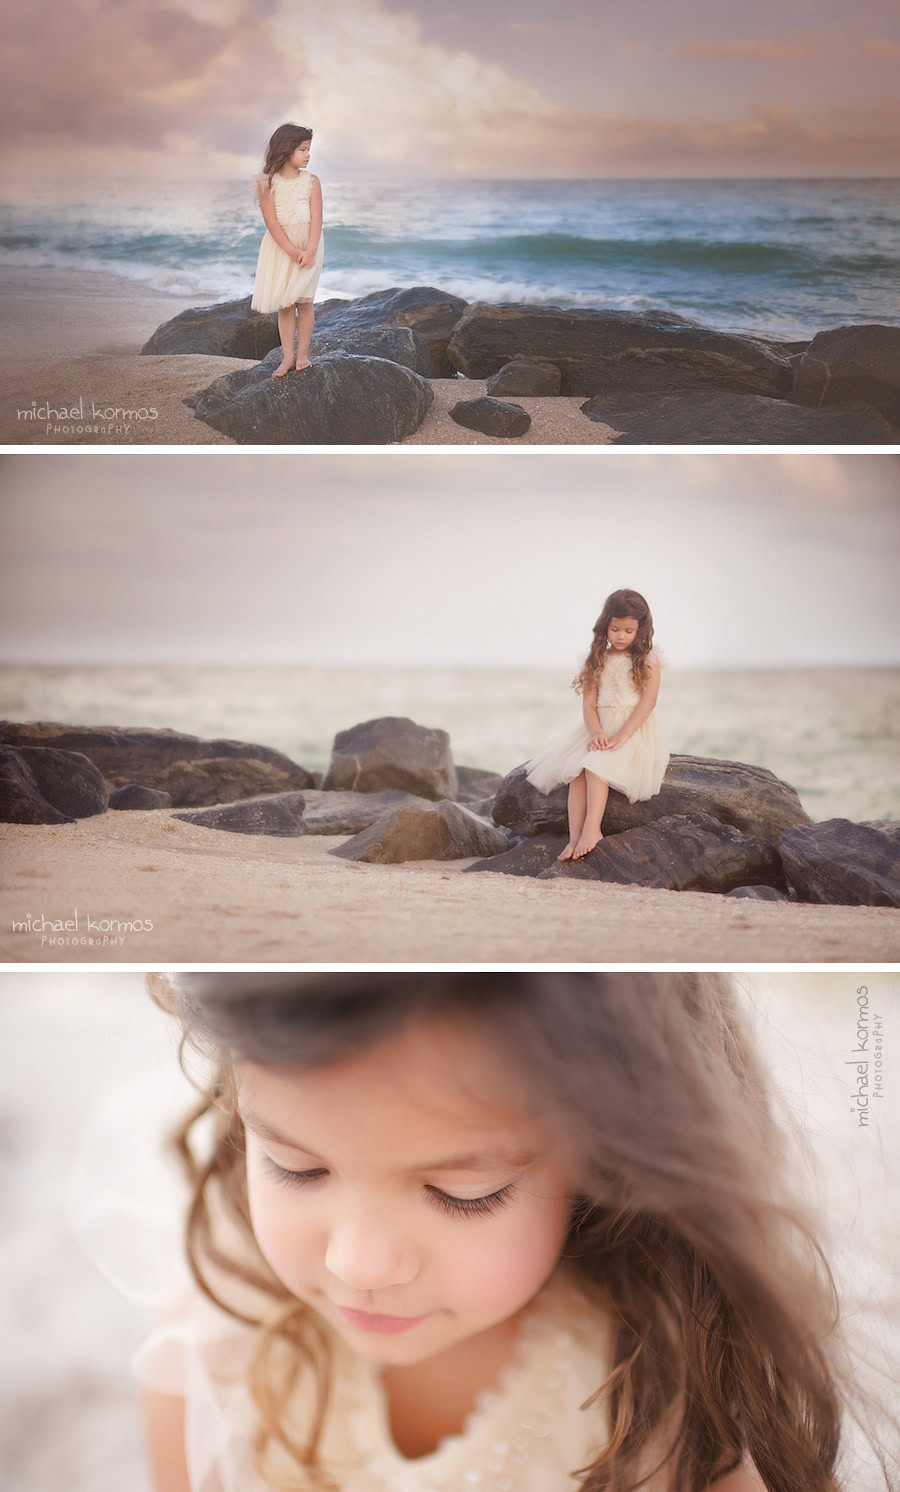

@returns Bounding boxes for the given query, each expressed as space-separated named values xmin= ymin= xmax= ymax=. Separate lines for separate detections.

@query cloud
xmin=864 ymin=37 xmax=900 ymax=60
xmin=675 ymin=38 xmax=820 ymax=62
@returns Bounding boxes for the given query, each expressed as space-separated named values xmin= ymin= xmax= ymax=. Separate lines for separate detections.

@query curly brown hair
xmin=261 ymin=123 xmax=313 ymax=191
xmin=573 ymin=588 xmax=655 ymax=697
xmin=143 ymin=971 xmax=884 ymax=1492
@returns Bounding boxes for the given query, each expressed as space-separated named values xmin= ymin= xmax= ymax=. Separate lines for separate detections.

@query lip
xmin=336 ymin=1305 xmax=433 ymax=1335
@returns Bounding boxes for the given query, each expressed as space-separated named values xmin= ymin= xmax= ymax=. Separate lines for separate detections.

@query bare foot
xmin=272 ymin=357 xmax=294 ymax=378
xmin=295 ymin=356 xmax=312 ymax=371
xmin=572 ymin=830 xmax=603 ymax=859
xmin=557 ymin=841 xmax=576 ymax=861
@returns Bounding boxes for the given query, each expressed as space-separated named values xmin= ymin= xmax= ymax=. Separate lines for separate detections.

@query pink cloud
xmin=675 ymin=38 xmax=819 ymax=62
xmin=864 ymin=37 xmax=900 ymax=60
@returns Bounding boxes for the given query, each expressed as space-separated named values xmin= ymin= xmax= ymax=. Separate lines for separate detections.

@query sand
xmin=0 ymin=265 xmax=615 ymax=445
xmin=2 ymin=809 xmax=897 ymax=962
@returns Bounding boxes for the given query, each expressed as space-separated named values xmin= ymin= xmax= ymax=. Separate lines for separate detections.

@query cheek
xmin=246 ymin=1167 xmax=318 ymax=1293
xmin=446 ymin=1190 xmax=571 ymax=1314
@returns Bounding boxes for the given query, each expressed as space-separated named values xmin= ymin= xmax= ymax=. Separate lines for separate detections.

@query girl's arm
xmin=256 ymin=180 xmax=304 ymax=260
xmin=582 ymin=685 xmax=604 ymax=746
xmin=600 ymin=652 xmax=661 ymax=750
xmin=142 ymin=1386 xmax=193 ymax=1492
xmin=298 ymin=174 xmax=323 ymax=266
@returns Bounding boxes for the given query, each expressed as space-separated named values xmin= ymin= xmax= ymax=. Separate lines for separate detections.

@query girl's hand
xmin=600 ymin=732 xmax=625 ymax=751
xmin=588 ymin=732 xmax=608 ymax=751
xmin=296 ymin=248 xmax=315 ymax=268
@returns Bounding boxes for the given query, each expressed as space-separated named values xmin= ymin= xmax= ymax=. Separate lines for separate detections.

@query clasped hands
xmin=588 ymin=731 xmax=624 ymax=752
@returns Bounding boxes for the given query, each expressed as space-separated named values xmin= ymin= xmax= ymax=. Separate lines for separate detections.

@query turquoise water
xmin=2 ymin=178 xmax=898 ymax=338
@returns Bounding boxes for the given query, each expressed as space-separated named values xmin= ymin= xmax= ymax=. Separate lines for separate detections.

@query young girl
xmin=128 ymin=971 xmax=877 ymax=1492
xmin=251 ymin=124 xmax=325 ymax=378
xmin=524 ymin=588 xmax=669 ymax=860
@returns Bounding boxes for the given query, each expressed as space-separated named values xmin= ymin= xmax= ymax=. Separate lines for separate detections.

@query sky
xmin=1 ymin=452 xmax=898 ymax=671
xmin=2 ymin=0 xmax=899 ymax=181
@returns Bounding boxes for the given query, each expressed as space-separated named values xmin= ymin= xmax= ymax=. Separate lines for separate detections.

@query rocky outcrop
xmin=141 ymin=297 xmax=279 ymax=359
xmin=108 ymin=784 xmax=172 ymax=810
xmin=314 ymin=287 xmax=469 ymax=377
xmin=779 ymin=819 xmax=900 ymax=908
xmin=448 ymin=305 xmax=793 ymax=398
xmin=450 ymin=396 xmax=531 ymax=437
xmin=792 ymin=325 xmax=900 ymax=428
xmin=537 ymin=813 xmax=784 ymax=894
xmin=0 ymin=723 xmax=311 ymax=803
xmin=156 ymin=756 xmax=316 ymax=808
xmin=173 ymin=792 xmax=307 ymax=836
xmin=486 ymin=361 xmax=562 ymax=396
xmin=186 ymin=351 xmax=432 ymax=444
xmin=301 ymin=789 xmax=436 ymax=835
xmin=322 ymin=717 xmax=457 ymax=800
xmin=581 ymin=391 xmax=898 ymax=444
xmin=454 ymin=766 xmax=503 ymax=804
xmin=492 ymin=756 xmax=809 ymax=844
xmin=330 ymin=800 xmax=508 ymax=864
xmin=0 ymin=745 xmax=109 ymax=824
xmin=465 ymin=833 xmax=568 ymax=878
xmin=307 ymin=325 xmax=433 ymax=377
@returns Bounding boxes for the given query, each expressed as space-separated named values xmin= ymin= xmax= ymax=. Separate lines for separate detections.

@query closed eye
xmin=261 ymin=1157 xmax=516 ymax=1219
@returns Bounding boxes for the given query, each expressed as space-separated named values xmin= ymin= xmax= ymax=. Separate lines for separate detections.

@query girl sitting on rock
xmin=524 ymin=588 xmax=669 ymax=859
xmin=251 ymin=123 xmax=325 ymax=378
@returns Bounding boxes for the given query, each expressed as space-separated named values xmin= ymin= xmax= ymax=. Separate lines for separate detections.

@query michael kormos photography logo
xmin=847 ymin=985 xmax=886 ymax=1127
xmin=17 ymin=397 xmax=159 ymax=437
xmin=11 ymin=908 xmax=155 ymax=949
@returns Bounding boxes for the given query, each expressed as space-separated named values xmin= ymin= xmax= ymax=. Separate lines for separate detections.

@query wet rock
xmin=486 ymin=360 xmax=562 ymax=396
xmin=322 ymin=717 xmax=457 ymax=801
xmin=581 ymin=390 xmax=898 ymax=444
xmin=492 ymin=756 xmax=809 ymax=844
xmin=173 ymin=792 xmax=307 ymax=836
xmin=450 ymin=396 xmax=531 ymax=437
xmin=465 ymin=833 xmax=568 ymax=878
xmin=330 ymin=800 xmax=508 ymax=864
xmin=186 ymin=352 xmax=432 ymax=444
xmin=726 ymin=884 xmax=790 ymax=902
xmin=108 ymin=784 xmax=172 ymax=810
xmin=448 ymin=305 xmax=792 ymax=397
xmin=536 ymin=813 xmax=784 ymax=895
xmin=308 ymin=324 xmax=433 ymax=377
xmin=301 ymin=789 xmax=436 ymax=835
xmin=779 ymin=819 xmax=900 ymax=908
xmin=793 ymin=325 xmax=900 ymax=428
xmin=314 ymin=287 xmax=469 ymax=377
xmin=0 ymin=745 xmax=109 ymax=824
xmin=141 ymin=297 xmax=279 ymax=359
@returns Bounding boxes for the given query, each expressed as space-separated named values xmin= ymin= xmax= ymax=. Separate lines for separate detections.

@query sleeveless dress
xmin=251 ymin=171 xmax=324 ymax=313
xmin=524 ymin=649 xmax=669 ymax=803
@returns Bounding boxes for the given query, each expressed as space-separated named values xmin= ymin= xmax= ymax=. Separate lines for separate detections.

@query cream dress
xmin=525 ymin=649 xmax=669 ymax=803
xmin=251 ymin=170 xmax=324 ymax=313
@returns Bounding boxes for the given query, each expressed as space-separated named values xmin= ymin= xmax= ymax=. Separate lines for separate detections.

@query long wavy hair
xmin=149 ymin=972 xmax=873 ymax=1492
xmin=573 ymin=589 xmax=655 ymax=696
xmin=260 ymin=123 xmax=313 ymax=190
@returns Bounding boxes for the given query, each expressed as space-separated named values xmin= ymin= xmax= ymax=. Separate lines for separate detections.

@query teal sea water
xmin=2 ymin=178 xmax=898 ymax=338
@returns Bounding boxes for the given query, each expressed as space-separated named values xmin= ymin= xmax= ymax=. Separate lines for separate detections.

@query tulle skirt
xmin=524 ymin=703 xmax=668 ymax=804
xmin=250 ymin=218 xmax=324 ymax=313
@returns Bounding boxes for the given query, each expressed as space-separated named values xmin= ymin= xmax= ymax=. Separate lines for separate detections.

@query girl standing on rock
xmin=251 ymin=123 xmax=325 ymax=378
xmin=524 ymin=588 xmax=668 ymax=860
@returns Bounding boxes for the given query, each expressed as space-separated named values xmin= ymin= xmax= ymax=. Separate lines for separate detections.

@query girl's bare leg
xmin=295 ymin=301 xmax=315 ymax=369
xmin=274 ymin=305 xmax=298 ymax=376
xmin=559 ymin=771 xmax=587 ymax=860
xmin=573 ymin=773 xmax=609 ymax=858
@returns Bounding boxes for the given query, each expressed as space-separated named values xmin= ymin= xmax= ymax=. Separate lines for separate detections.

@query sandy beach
xmin=2 ymin=806 xmax=897 ymax=963
xmin=0 ymin=266 xmax=615 ymax=445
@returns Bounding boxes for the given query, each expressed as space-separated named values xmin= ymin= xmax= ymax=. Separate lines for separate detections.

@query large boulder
xmin=492 ymin=756 xmax=809 ymax=844
xmin=308 ymin=324 xmax=433 ymax=378
xmin=155 ymin=756 xmax=316 ymax=808
xmin=536 ymin=813 xmax=784 ymax=895
xmin=581 ymin=390 xmax=898 ymax=444
xmin=779 ymin=819 xmax=900 ymax=908
xmin=448 ymin=305 xmax=792 ymax=398
xmin=465 ymin=833 xmax=568 ymax=878
xmin=486 ymin=361 xmax=562 ymax=396
xmin=108 ymin=784 xmax=172 ymax=810
xmin=450 ymin=396 xmax=531 ymax=437
xmin=330 ymin=800 xmax=508 ymax=864
xmin=173 ymin=792 xmax=307 ymax=837
xmin=0 ymin=745 xmax=109 ymax=824
xmin=792 ymin=325 xmax=900 ymax=428
xmin=314 ymin=287 xmax=469 ymax=377
xmin=322 ymin=717 xmax=457 ymax=800
xmin=300 ymin=789 xmax=436 ymax=835
xmin=454 ymin=766 xmax=504 ymax=804
xmin=0 ymin=724 xmax=311 ymax=803
xmin=186 ymin=351 xmax=432 ymax=444
xmin=141 ymin=297 xmax=279 ymax=359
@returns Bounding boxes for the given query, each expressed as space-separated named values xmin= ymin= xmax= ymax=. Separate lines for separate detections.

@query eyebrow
xmin=238 ymin=1109 xmax=540 ymax=1174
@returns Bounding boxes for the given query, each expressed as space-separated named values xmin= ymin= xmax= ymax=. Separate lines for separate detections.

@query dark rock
xmin=330 ymin=800 xmax=508 ymax=864
xmin=187 ymin=352 xmax=432 ymax=444
xmin=308 ymin=324 xmax=433 ymax=378
xmin=465 ymin=833 xmax=568 ymax=878
xmin=726 ymin=884 xmax=789 ymax=902
xmin=108 ymin=784 xmax=172 ymax=811
xmin=486 ymin=360 xmax=562 ymax=396
xmin=157 ymin=756 xmax=316 ymax=808
xmin=536 ymin=813 xmax=784 ymax=895
xmin=0 ymin=745 xmax=109 ymax=824
xmin=454 ymin=765 xmax=504 ymax=803
xmin=0 ymin=723 xmax=311 ymax=806
xmin=448 ymin=305 xmax=792 ymax=397
xmin=314 ymin=287 xmax=468 ymax=377
xmin=301 ymin=789 xmax=436 ymax=835
xmin=793 ymin=325 xmax=900 ymax=427
xmin=322 ymin=717 xmax=457 ymax=800
xmin=141 ymin=297 xmax=279 ymax=359
xmin=450 ymin=396 xmax=531 ymax=437
xmin=173 ymin=792 xmax=307 ymax=837
xmin=779 ymin=819 xmax=900 ymax=908
xmin=581 ymin=390 xmax=898 ymax=445
xmin=492 ymin=756 xmax=809 ymax=844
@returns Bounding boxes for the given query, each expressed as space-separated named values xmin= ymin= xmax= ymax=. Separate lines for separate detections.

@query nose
xmin=324 ymin=1214 xmax=419 ymax=1293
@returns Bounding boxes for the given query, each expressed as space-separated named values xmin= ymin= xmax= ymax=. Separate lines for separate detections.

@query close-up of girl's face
xmin=290 ymin=140 xmax=312 ymax=168
xmin=607 ymin=615 xmax=640 ymax=650
xmin=237 ymin=1015 xmax=576 ymax=1366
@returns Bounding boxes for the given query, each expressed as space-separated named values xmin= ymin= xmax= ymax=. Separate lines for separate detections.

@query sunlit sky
xmin=2 ymin=0 xmax=899 ymax=181
xmin=2 ymin=453 xmax=898 ymax=670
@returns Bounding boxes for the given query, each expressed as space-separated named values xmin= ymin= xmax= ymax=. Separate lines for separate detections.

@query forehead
xmin=609 ymin=615 xmax=639 ymax=626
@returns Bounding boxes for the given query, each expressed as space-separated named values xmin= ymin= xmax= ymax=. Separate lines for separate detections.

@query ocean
xmin=2 ymin=663 xmax=898 ymax=822
xmin=2 ymin=178 xmax=898 ymax=339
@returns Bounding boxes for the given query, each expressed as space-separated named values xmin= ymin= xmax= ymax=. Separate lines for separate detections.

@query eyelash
xmin=261 ymin=1157 xmax=516 ymax=1220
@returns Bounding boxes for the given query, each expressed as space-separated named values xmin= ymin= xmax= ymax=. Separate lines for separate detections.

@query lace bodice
xmin=596 ymin=649 xmax=644 ymax=711
xmin=266 ymin=170 xmax=313 ymax=225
